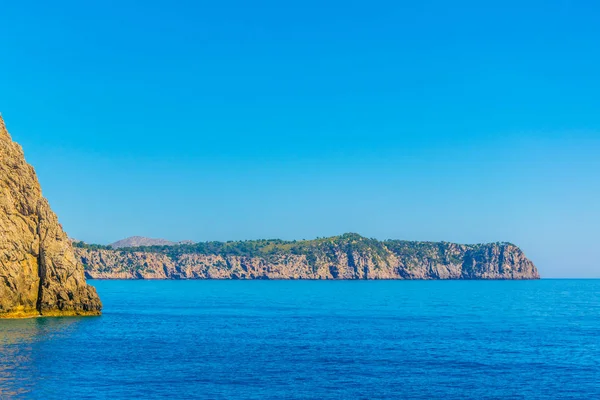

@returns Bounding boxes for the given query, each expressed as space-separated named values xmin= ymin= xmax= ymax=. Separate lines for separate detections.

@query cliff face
xmin=0 ymin=116 xmax=102 ymax=318
xmin=76 ymin=234 xmax=539 ymax=280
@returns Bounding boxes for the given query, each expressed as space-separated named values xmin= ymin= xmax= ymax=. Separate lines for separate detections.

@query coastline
xmin=85 ymin=277 xmax=542 ymax=281
xmin=0 ymin=309 xmax=102 ymax=320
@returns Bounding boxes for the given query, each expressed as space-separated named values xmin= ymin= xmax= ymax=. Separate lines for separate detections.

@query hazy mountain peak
xmin=110 ymin=236 xmax=178 ymax=249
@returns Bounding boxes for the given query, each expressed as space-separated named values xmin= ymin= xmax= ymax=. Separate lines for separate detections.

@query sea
xmin=1 ymin=280 xmax=598 ymax=399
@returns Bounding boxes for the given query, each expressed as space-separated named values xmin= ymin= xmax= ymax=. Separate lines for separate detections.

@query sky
xmin=1 ymin=0 xmax=599 ymax=278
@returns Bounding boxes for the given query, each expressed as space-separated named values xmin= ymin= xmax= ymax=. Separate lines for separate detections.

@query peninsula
xmin=75 ymin=234 xmax=540 ymax=280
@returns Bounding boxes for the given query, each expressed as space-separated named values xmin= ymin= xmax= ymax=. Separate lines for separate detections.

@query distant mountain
xmin=76 ymin=233 xmax=540 ymax=280
xmin=110 ymin=236 xmax=178 ymax=249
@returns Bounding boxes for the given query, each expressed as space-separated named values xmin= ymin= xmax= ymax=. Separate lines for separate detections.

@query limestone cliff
xmin=0 ymin=115 xmax=102 ymax=318
xmin=76 ymin=234 xmax=539 ymax=280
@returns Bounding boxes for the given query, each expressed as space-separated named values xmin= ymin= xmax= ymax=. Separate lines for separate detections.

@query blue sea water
xmin=1 ymin=280 xmax=599 ymax=399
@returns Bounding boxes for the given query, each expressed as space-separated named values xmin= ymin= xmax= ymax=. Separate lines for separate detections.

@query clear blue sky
xmin=1 ymin=1 xmax=599 ymax=277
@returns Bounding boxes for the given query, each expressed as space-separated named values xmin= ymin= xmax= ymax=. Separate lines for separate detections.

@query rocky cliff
xmin=75 ymin=234 xmax=539 ymax=280
xmin=0 ymin=115 xmax=102 ymax=318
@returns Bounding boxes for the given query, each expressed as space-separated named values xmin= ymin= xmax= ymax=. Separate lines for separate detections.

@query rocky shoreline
xmin=0 ymin=116 xmax=102 ymax=318
xmin=76 ymin=234 xmax=540 ymax=280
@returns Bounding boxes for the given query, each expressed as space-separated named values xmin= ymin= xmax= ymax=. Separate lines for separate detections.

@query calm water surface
xmin=1 ymin=280 xmax=599 ymax=399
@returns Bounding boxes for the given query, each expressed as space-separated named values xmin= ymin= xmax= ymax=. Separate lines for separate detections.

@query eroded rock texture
xmin=76 ymin=234 xmax=540 ymax=280
xmin=0 ymin=115 xmax=101 ymax=318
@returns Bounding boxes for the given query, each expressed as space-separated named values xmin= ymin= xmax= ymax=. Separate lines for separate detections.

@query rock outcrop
xmin=0 ymin=115 xmax=102 ymax=318
xmin=76 ymin=233 xmax=540 ymax=280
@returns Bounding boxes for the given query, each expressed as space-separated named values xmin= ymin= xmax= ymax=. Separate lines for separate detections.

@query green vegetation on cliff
xmin=119 ymin=233 xmax=384 ymax=258
xmin=76 ymin=233 xmax=538 ymax=280
xmin=114 ymin=233 xmax=513 ymax=262
xmin=72 ymin=241 xmax=113 ymax=251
